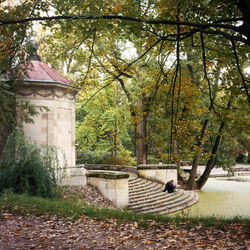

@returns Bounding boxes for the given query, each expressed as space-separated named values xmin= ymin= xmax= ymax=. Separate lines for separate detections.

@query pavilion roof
xmin=24 ymin=60 xmax=71 ymax=85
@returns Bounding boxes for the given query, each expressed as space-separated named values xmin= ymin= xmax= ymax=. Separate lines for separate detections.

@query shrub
xmin=76 ymin=149 xmax=135 ymax=166
xmin=0 ymin=128 xmax=64 ymax=198
xmin=76 ymin=149 xmax=107 ymax=164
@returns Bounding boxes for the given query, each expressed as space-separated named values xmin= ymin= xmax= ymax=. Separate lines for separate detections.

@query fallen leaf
xmin=147 ymin=240 xmax=152 ymax=245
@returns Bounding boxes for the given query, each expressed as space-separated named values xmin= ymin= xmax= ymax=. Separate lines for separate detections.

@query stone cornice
xmin=17 ymin=80 xmax=77 ymax=100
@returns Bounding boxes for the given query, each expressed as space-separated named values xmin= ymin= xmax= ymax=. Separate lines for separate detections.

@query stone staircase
xmin=128 ymin=176 xmax=199 ymax=215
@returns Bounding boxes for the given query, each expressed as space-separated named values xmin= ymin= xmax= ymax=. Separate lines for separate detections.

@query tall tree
xmin=0 ymin=1 xmax=43 ymax=159
xmin=2 ymin=0 xmax=249 ymax=188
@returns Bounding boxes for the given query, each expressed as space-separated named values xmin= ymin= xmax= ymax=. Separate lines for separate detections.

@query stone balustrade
xmin=137 ymin=164 xmax=177 ymax=184
xmin=86 ymin=170 xmax=129 ymax=208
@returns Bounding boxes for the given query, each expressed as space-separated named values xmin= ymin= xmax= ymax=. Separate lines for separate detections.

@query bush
xmin=76 ymin=150 xmax=108 ymax=164
xmin=0 ymin=128 xmax=63 ymax=198
xmin=76 ymin=149 xmax=135 ymax=166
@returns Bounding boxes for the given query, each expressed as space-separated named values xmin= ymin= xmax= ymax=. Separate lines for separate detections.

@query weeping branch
xmin=0 ymin=15 xmax=243 ymax=33
xmin=82 ymin=28 xmax=96 ymax=83
xmin=231 ymin=39 xmax=250 ymax=103
xmin=169 ymin=16 xmax=181 ymax=163
xmin=200 ymin=31 xmax=214 ymax=111
xmin=1 ymin=14 xmax=249 ymax=45
xmin=82 ymin=38 xmax=162 ymax=106
xmin=175 ymin=12 xmax=182 ymax=125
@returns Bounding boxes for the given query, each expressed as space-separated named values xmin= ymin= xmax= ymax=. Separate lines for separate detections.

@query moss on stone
xmin=86 ymin=171 xmax=129 ymax=179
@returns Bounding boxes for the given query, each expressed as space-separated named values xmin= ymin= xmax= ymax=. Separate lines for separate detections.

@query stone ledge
xmin=137 ymin=164 xmax=177 ymax=170
xmin=86 ymin=170 xmax=129 ymax=179
xmin=78 ymin=164 xmax=138 ymax=174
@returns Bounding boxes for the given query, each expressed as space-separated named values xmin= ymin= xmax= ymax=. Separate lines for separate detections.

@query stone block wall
xmin=61 ymin=165 xmax=87 ymax=186
xmin=137 ymin=164 xmax=177 ymax=184
xmin=16 ymin=82 xmax=76 ymax=168
xmin=86 ymin=171 xmax=129 ymax=208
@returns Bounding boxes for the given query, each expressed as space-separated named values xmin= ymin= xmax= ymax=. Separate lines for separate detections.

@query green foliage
xmin=0 ymin=192 xmax=85 ymax=220
xmin=0 ymin=128 xmax=64 ymax=198
xmin=8 ymin=0 xmax=247 ymax=185
xmin=76 ymin=149 xmax=135 ymax=166
xmin=76 ymin=149 xmax=110 ymax=165
xmin=76 ymin=85 xmax=135 ymax=165
xmin=0 ymin=0 xmax=35 ymax=130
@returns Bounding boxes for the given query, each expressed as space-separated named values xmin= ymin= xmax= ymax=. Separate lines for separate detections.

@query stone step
xmin=129 ymin=177 xmax=144 ymax=183
xmin=129 ymin=185 xmax=164 ymax=200
xmin=129 ymin=191 xmax=167 ymax=204
xmin=129 ymin=189 xmax=180 ymax=205
xmin=129 ymin=184 xmax=165 ymax=198
xmin=138 ymin=191 xmax=197 ymax=214
xmin=158 ymin=192 xmax=199 ymax=215
xmin=128 ymin=178 xmax=149 ymax=186
xmin=129 ymin=190 xmax=184 ymax=210
xmin=129 ymin=182 xmax=161 ymax=194
xmin=132 ymin=190 xmax=190 ymax=213
xmin=129 ymin=179 xmax=156 ymax=190
xmin=127 ymin=176 xmax=199 ymax=215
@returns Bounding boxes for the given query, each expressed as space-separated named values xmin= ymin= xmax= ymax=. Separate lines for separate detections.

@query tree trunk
xmin=187 ymin=118 xmax=209 ymax=189
xmin=196 ymin=121 xmax=225 ymax=189
xmin=0 ymin=123 xmax=12 ymax=160
xmin=173 ymin=138 xmax=180 ymax=166
xmin=196 ymin=98 xmax=231 ymax=189
xmin=114 ymin=119 xmax=118 ymax=159
xmin=136 ymin=99 xmax=147 ymax=165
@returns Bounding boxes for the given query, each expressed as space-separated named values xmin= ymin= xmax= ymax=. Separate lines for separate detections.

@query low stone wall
xmin=60 ymin=164 xmax=137 ymax=187
xmin=137 ymin=164 xmax=177 ymax=184
xmin=61 ymin=165 xmax=87 ymax=186
xmin=83 ymin=164 xmax=138 ymax=174
xmin=86 ymin=170 xmax=129 ymax=208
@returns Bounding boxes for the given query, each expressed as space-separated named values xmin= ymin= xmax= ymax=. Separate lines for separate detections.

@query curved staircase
xmin=128 ymin=176 xmax=199 ymax=215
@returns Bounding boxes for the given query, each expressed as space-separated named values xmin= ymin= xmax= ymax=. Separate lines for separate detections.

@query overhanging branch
xmin=1 ymin=14 xmax=247 ymax=44
xmin=231 ymin=39 xmax=250 ymax=103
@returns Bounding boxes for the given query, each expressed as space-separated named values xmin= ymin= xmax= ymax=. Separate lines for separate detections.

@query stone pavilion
xmin=16 ymin=60 xmax=77 ymax=168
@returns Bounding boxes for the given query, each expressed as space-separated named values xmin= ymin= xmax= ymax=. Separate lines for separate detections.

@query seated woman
xmin=162 ymin=180 xmax=176 ymax=193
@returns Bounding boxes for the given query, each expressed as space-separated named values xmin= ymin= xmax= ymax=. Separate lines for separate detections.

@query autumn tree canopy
xmin=1 ymin=0 xmax=249 ymax=189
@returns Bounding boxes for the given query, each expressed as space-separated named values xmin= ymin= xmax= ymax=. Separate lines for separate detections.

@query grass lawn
xmin=0 ymin=192 xmax=249 ymax=231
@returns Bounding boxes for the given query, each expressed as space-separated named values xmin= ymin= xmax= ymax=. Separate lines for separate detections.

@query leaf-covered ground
xmin=0 ymin=186 xmax=249 ymax=249
xmin=0 ymin=212 xmax=249 ymax=249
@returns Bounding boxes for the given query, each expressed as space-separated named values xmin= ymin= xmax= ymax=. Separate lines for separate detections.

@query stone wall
xmin=137 ymin=164 xmax=177 ymax=184
xmin=61 ymin=165 xmax=87 ymax=186
xmin=86 ymin=170 xmax=129 ymax=208
xmin=16 ymin=82 xmax=76 ymax=168
xmin=84 ymin=164 xmax=138 ymax=174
